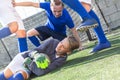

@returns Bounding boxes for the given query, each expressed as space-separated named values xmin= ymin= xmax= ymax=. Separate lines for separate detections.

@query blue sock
xmin=0 ymin=27 xmax=12 ymax=39
xmin=89 ymin=10 xmax=108 ymax=43
xmin=28 ymin=36 xmax=40 ymax=47
xmin=8 ymin=75 xmax=13 ymax=80
xmin=62 ymin=0 xmax=92 ymax=19
xmin=10 ymin=73 xmax=24 ymax=80
xmin=18 ymin=37 xmax=28 ymax=53
xmin=0 ymin=72 xmax=7 ymax=80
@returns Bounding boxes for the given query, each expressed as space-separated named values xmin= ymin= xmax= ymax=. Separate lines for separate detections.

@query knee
xmin=27 ymin=30 xmax=32 ymax=37
xmin=16 ymin=30 xmax=27 ymax=38
xmin=13 ymin=71 xmax=28 ymax=80
xmin=27 ymin=29 xmax=38 ymax=37
xmin=8 ymin=22 xmax=18 ymax=33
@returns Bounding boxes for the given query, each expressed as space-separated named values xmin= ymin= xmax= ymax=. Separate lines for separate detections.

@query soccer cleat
xmin=76 ymin=18 xmax=98 ymax=32
xmin=90 ymin=41 xmax=111 ymax=53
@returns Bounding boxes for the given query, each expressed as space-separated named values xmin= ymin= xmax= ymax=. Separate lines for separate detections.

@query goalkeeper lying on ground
xmin=0 ymin=35 xmax=79 ymax=80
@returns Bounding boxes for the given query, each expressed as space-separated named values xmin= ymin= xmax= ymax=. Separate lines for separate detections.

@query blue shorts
xmin=35 ymin=26 xmax=67 ymax=41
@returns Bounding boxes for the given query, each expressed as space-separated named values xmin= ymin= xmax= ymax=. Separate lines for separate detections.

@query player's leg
xmin=0 ymin=1 xmax=18 ymax=39
xmin=0 ymin=72 xmax=7 ymax=80
xmin=0 ymin=53 xmax=28 ymax=80
xmin=16 ymin=29 xmax=28 ymax=53
xmin=35 ymin=25 xmax=66 ymax=41
xmin=0 ymin=22 xmax=18 ymax=39
xmin=0 ymin=68 xmax=13 ymax=80
xmin=88 ymin=10 xmax=111 ymax=53
xmin=11 ymin=72 xmax=24 ymax=80
xmin=8 ymin=71 xmax=28 ymax=80
xmin=51 ymin=30 xmax=67 ymax=41
xmin=27 ymin=28 xmax=41 ymax=47
xmin=0 ymin=3 xmax=18 ymax=39
xmin=3 ymin=69 xmax=26 ymax=80
xmin=6 ymin=53 xmax=30 ymax=80
xmin=61 ymin=0 xmax=98 ymax=31
xmin=15 ymin=13 xmax=28 ymax=53
xmin=28 ymin=26 xmax=51 ymax=47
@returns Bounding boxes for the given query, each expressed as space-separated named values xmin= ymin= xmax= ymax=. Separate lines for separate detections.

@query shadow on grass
xmin=72 ymin=35 xmax=120 ymax=55
xmin=85 ymin=34 xmax=120 ymax=50
xmin=63 ymin=46 xmax=120 ymax=69
xmin=30 ymin=46 xmax=119 ymax=80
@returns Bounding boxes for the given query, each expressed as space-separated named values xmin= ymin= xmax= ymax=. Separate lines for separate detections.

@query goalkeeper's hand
xmin=23 ymin=57 xmax=32 ymax=69
xmin=34 ymin=53 xmax=50 ymax=69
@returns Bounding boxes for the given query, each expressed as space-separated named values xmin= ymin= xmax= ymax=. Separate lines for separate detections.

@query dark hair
xmin=67 ymin=36 xmax=79 ymax=51
xmin=51 ymin=0 xmax=64 ymax=7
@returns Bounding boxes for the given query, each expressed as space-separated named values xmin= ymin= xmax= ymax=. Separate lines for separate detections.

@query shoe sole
xmin=76 ymin=23 xmax=98 ymax=32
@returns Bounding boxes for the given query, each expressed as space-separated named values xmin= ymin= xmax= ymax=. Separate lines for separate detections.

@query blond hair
xmin=67 ymin=36 xmax=79 ymax=51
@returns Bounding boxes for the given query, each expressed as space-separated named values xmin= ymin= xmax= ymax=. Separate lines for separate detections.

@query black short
xmin=35 ymin=26 xmax=67 ymax=41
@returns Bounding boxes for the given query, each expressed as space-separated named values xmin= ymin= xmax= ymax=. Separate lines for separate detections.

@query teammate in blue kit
xmin=0 ymin=0 xmax=28 ymax=52
xmin=0 ymin=35 xmax=79 ymax=80
xmin=61 ymin=0 xmax=111 ymax=53
xmin=13 ymin=0 xmax=83 ymax=50
xmin=61 ymin=0 xmax=98 ymax=31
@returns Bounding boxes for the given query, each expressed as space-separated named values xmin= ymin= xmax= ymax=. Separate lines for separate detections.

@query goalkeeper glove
xmin=34 ymin=53 xmax=50 ymax=69
xmin=23 ymin=57 xmax=32 ymax=69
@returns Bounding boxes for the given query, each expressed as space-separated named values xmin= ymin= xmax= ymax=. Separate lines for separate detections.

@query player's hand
xmin=12 ymin=0 xmax=16 ymax=7
xmin=34 ymin=53 xmax=50 ymax=69
xmin=78 ymin=45 xmax=85 ymax=51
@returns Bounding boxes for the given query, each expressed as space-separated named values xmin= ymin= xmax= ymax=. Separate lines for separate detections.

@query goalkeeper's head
xmin=56 ymin=35 xmax=79 ymax=55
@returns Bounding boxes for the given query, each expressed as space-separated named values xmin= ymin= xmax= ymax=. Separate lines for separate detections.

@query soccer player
xmin=61 ymin=0 xmax=98 ymax=31
xmin=78 ymin=0 xmax=111 ymax=53
xmin=0 ymin=36 xmax=79 ymax=80
xmin=0 ymin=0 xmax=28 ymax=52
xmin=13 ymin=0 xmax=83 ymax=50
xmin=61 ymin=0 xmax=111 ymax=53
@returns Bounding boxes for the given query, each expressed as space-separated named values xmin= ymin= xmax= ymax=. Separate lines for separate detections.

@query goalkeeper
xmin=0 ymin=35 xmax=79 ymax=80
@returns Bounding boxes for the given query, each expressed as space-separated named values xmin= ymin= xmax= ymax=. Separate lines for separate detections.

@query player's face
xmin=51 ymin=4 xmax=63 ymax=18
xmin=56 ymin=38 xmax=70 ymax=55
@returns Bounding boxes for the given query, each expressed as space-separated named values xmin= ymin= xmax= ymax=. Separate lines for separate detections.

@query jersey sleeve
xmin=40 ymin=2 xmax=51 ymax=11
xmin=33 ymin=39 xmax=57 ymax=53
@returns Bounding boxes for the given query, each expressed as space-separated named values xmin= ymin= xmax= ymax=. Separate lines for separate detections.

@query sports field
xmin=31 ymin=27 xmax=120 ymax=80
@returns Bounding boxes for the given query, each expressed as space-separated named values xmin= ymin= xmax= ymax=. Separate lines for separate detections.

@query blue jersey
xmin=40 ymin=2 xmax=74 ymax=34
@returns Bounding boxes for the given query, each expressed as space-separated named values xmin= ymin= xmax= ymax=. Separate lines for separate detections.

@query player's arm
xmin=33 ymin=39 xmax=54 ymax=52
xmin=70 ymin=27 xmax=83 ymax=50
xmin=44 ymin=57 xmax=66 ymax=72
xmin=65 ymin=10 xmax=83 ymax=50
xmin=13 ymin=1 xmax=40 ymax=8
xmin=28 ymin=57 xmax=66 ymax=76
